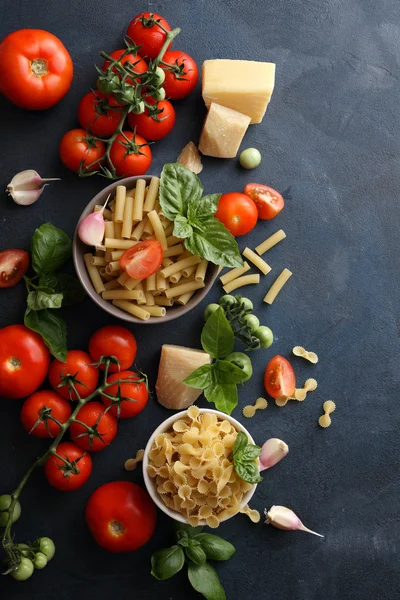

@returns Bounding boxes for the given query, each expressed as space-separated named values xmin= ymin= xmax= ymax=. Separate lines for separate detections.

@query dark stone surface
xmin=1 ymin=0 xmax=400 ymax=598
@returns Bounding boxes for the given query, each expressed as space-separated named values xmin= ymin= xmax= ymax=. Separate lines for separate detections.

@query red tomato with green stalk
xmin=44 ymin=441 xmax=92 ymax=491
xmin=126 ymin=13 xmax=171 ymax=60
xmin=48 ymin=350 xmax=99 ymax=400
xmin=59 ymin=129 xmax=105 ymax=173
xmin=160 ymin=50 xmax=199 ymax=100
xmin=88 ymin=325 xmax=137 ymax=372
xmin=21 ymin=390 xmax=71 ymax=438
xmin=0 ymin=29 xmax=73 ymax=110
xmin=85 ymin=481 xmax=156 ymax=552
xmin=120 ymin=240 xmax=163 ymax=279
xmin=215 ymin=192 xmax=258 ymax=236
xmin=69 ymin=401 xmax=118 ymax=452
xmin=109 ymin=131 xmax=152 ymax=177
xmin=264 ymin=355 xmax=296 ymax=400
xmin=78 ymin=92 xmax=122 ymax=137
xmin=127 ymin=99 xmax=176 ymax=140
xmin=244 ymin=183 xmax=285 ymax=220
xmin=0 ymin=325 xmax=50 ymax=399
xmin=0 ymin=249 xmax=29 ymax=288
xmin=102 ymin=49 xmax=148 ymax=85
xmin=101 ymin=371 xmax=148 ymax=419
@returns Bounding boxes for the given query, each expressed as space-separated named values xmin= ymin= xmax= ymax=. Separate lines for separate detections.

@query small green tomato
xmin=240 ymin=297 xmax=253 ymax=313
xmin=239 ymin=148 xmax=262 ymax=169
xmin=242 ymin=314 xmax=260 ymax=333
xmin=204 ymin=303 xmax=220 ymax=322
xmin=131 ymin=100 xmax=145 ymax=114
xmin=254 ymin=326 xmax=274 ymax=349
xmin=0 ymin=494 xmax=21 ymax=527
xmin=97 ymin=75 xmax=119 ymax=95
xmin=152 ymin=87 xmax=166 ymax=101
xmin=39 ymin=537 xmax=56 ymax=561
xmin=153 ymin=66 xmax=166 ymax=86
xmin=33 ymin=552 xmax=48 ymax=570
xmin=17 ymin=543 xmax=30 ymax=558
xmin=219 ymin=295 xmax=236 ymax=309
xmin=224 ymin=352 xmax=253 ymax=382
xmin=10 ymin=557 xmax=34 ymax=581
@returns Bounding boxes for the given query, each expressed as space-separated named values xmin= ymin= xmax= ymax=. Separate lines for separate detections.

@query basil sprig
xmin=232 ymin=431 xmax=263 ymax=484
xmin=151 ymin=523 xmax=235 ymax=600
xmin=159 ymin=163 xmax=243 ymax=268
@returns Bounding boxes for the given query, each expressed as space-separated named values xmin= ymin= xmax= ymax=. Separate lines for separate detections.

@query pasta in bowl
xmin=143 ymin=407 xmax=258 ymax=528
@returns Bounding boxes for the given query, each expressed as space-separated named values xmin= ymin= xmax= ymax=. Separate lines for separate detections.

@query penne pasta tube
xmin=182 ymin=265 xmax=196 ymax=278
xmin=90 ymin=256 xmax=107 ymax=267
xmin=195 ymin=259 xmax=208 ymax=282
xmin=143 ymin=176 xmax=160 ymax=213
xmin=107 ymin=260 xmax=121 ymax=271
xmin=94 ymin=205 xmax=113 ymax=220
xmin=219 ymin=262 xmax=250 ymax=285
xmin=144 ymin=291 xmax=155 ymax=306
xmin=163 ymin=222 xmax=174 ymax=236
xmin=102 ymin=289 xmax=145 ymax=301
xmin=112 ymin=300 xmax=150 ymax=320
xmin=101 ymin=271 xmax=114 ymax=282
xmin=255 ymin=229 xmax=286 ymax=255
xmin=99 ymin=267 xmax=107 ymax=276
xmin=104 ymin=220 xmax=115 ymax=240
xmin=162 ymin=257 xmax=173 ymax=268
xmin=161 ymin=255 xmax=201 ymax=278
xmin=166 ymin=235 xmax=182 ymax=247
xmin=104 ymin=238 xmax=138 ymax=249
xmin=242 ymin=248 xmax=271 ymax=275
xmin=165 ymin=280 xmax=205 ymax=299
xmin=84 ymin=254 xmax=105 ymax=294
xmin=117 ymin=271 xmax=130 ymax=286
xmin=103 ymin=279 xmax=122 ymax=290
xmin=144 ymin=305 xmax=166 ymax=317
xmin=125 ymin=277 xmax=141 ymax=291
xmin=133 ymin=178 xmax=146 ymax=222
xmin=156 ymin=270 xmax=169 ymax=292
xmin=223 ymin=274 xmax=260 ymax=294
xmin=263 ymin=268 xmax=292 ymax=304
xmin=169 ymin=271 xmax=183 ymax=284
xmin=121 ymin=194 xmax=134 ymax=238
xmin=110 ymin=250 xmax=125 ymax=261
xmin=143 ymin=219 xmax=154 ymax=236
xmin=114 ymin=186 xmax=126 ymax=223
xmin=146 ymin=273 xmax=156 ymax=291
xmin=147 ymin=210 xmax=168 ymax=250
xmin=154 ymin=296 xmax=174 ymax=306
xmin=134 ymin=281 xmax=146 ymax=303
xmin=131 ymin=217 xmax=148 ymax=241
xmin=163 ymin=244 xmax=184 ymax=258
xmin=176 ymin=291 xmax=196 ymax=305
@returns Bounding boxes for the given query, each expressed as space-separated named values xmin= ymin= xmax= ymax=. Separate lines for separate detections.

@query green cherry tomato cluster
xmin=0 ymin=495 xmax=21 ymax=527
xmin=10 ymin=538 xmax=55 ymax=581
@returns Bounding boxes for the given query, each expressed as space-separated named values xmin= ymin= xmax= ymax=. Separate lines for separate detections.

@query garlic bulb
xmin=7 ymin=170 xmax=60 ymax=206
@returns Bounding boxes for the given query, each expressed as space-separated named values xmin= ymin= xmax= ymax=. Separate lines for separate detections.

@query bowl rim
xmin=142 ymin=408 xmax=258 ymax=526
xmin=72 ymin=174 xmax=219 ymax=325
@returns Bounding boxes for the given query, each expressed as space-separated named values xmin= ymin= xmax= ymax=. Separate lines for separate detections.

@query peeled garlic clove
xmin=78 ymin=212 xmax=106 ymax=246
xmin=265 ymin=505 xmax=324 ymax=537
xmin=7 ymin=170 xmax=60 ymax=206
xmin=259 ymin=438 xmax=289 ymax=471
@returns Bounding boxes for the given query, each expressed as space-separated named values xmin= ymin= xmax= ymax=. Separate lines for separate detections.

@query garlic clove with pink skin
xmin=259 ymin=438 xmax=289 ymax=471
xmin=265 ymin=506 xmax=324 ymax=538
xmin=78 ymin=195 xmax=110 ymax=246
xmin=7 ymin=170 xmax=60 ymax=206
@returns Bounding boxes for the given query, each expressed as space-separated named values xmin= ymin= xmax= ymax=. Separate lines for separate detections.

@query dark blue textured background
xmin=1 ymin=0 xmax=400 ymax=598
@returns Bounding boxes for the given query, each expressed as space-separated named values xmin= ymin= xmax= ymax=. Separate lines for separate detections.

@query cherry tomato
xmin=21 ymin=390 xmax=71 ymax=438
xmin=86 ymin=481 xmax=156 ymax=552
xmin=215 ymin=193 xmax=258 ymax=236
xmin=69 ymin=401 xmax=118 ymax=452
xmin=102 ymin=49 xmax=147 ymax=85
xmin=244 ymin=183 xmax=285 ymax=221
xmin=38 ymin=537 xmax=55 ymax=561
xmin=101 ymin=371 xmax=148 ymax=419
xmin=126 ymin=13 xmax=171 ymax=60
xmin=120 ymin=240 xmax=163 ymax=280
xmin=109 ymin=131 xmax=152 ymax=177
xmin=44 ymin=441 xmax=92 ymax=491
xmin=127 ymin=99 xmax=176 ymax=140
xmin=89 ymin=325 xmax=137 ymax=372
xmin=48 ymin=350 xmax=99 ymax=401
xmin=10 ymin=557 xmax=34 ymax=581
xmin=0 ymin=249 xmax=29 ymax=288
xmin=264 ymin=355 xmax=296 ymax=400
xmin=59 ymin=128 xmax=105 ymax=173
xmin=0 ymin=325 xmax=50 ymax=399
xmin=0 ymin=29 xmax=73 ymax=110
xmin=160 ymin=50 xmax=199 ymax=100
xmin=78 ymin=92 xmax=122 ymax=137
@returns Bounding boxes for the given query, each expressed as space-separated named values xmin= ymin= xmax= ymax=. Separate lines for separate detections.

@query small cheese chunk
xmin=202 ymin=59 xmax=276 ymax=124
xmin=198 ymin=102 xmax=251 ymax=158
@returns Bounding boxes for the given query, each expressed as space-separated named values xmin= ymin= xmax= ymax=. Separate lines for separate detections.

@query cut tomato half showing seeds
xmin=119 ymin=240 xmax=163 ymax=280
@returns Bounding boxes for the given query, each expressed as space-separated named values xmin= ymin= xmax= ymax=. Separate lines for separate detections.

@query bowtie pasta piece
xmin=240 ymin=505 xmax=261 ymax=523
xmin=292 ymin=346 xmax=319 ymax=364
xmin=124 ymin=449 xmax=144 ymax=471
xmin=318 ymin=400 xmax=336 ymax=428
xmin=243 ymin=397 xmax=268 ymax=418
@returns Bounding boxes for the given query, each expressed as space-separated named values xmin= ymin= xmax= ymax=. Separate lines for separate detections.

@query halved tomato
xmin=244 ymin=184 xmax=284 ymax=221
xmin=0 ymin=249 xmax=29 ymax=288
xmin=119 ymin=240 xmax=163 ymax=280
xmin=264 ymin=355 xmax=296 ymax=400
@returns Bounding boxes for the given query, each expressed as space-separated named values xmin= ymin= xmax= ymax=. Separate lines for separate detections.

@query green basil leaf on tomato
xmin=24 ymin=308 xmax=67 ymax=362
xmin=151 ymin=545 xmax=185 ymax=581
xmin=31 ymin=223 xmax=72 ymax=274
xmin=187 ymin=561 xmax=227 ymax=600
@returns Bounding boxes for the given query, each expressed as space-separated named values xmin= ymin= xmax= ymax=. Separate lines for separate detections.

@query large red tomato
xmin=109 ymin=131 xmax=152 ymax=177
xmin=160 ymin=51 xmax=198 ymax=100
xmin=0 ymin=325 xmax=50 ymax=399
xmin=44 ymin=442 xmax=92 ymax=491
xmin=88 ymin=325 xmax=137 ymax=372
xmin=86 ymin=481 xmax=156 ymax=552
xmin=126 ymin=13 xmax=171 ymax=60
xmin=0 ymin=29 xmax=73 ymax=110
xmin=21 ymin=390 xmax=71 ymax=438
xmin=101 ymin=371 xmax=148 ymax=419
xmin=69 ymin=402 xmax=118 ymax=452
xmin=48 ymin=350 xmax=99 ymax=400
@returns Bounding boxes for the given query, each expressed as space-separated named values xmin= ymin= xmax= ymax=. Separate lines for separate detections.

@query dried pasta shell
xmin=157 ymin=484 xmax=169 ymax=495
xmin=212 ymin=465 xmax=224 ymax=480
xmin=305 ymin=378 xmax=318 ymax=392
xmin=153 ymin=450 xmax=167 ymax=467
xmin=240 ymin=505 xmax=261 ymax=523
xmin=217 ymin=466 xmax=233 ymax=494
xmin=219 ymin=496 xmax=231 ymax=508
xmin=173 ymin=473 xmax=187 ymax=487
xmin=163 ymin=480 xmax=176 ymax=494
xmin=191 ymin=466 xmax=208 ymax=480
xmin=179 ymin=443 xmax=202 ymax=456
xmin=186 ymin=474 xmax=197 ymax=487
xmin=205 ymin=495 xmax=219 ymax=508
xmin=189 ymin=456 xmax=202 ymax=470
xmin=221 ymin=458 xmax=232 ymax=470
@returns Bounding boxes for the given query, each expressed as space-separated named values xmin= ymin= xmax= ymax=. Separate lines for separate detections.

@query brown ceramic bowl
xmin=72 ymin=175 xmax=219 ymax=324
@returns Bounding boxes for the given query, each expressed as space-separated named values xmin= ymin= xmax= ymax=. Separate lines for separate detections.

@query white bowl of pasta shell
xmin=142 ymin=407 xmax=258 ymax=528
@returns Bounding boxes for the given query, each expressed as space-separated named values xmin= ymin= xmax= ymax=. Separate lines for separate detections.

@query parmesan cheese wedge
xmin=155 ymin=344 xmax=212 ymax=410
xmin=198 ymin=102 xmax=251 ymax=158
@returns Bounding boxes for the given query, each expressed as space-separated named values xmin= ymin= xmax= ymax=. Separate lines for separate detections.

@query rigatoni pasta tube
xmin=143 ymin=305 xmax=166 ymax=317
xmin=103 ymin=279 xmax=121 ymax=291
xmin=255 ymin=229 xmax=286 ymax=255
xmin=106 ymin=260 xmax=121 ymax=273
xmin=166 ymin=235 xmax=182 ymax=247
xmin=131 ymin=217 xmax=148 ymax=241
xmin=143 ymin=219 xmax=154 ymax=236
xmin=125 ymin=277 xmax=141 ymax=291
xmin=114 ymin=186 xmax=126 ymax=223
xmin=156 ymin=270 xmax=169 ymax=292
xmin=223 ymin=274 xmax=260 ymax=294
xmin=169 ymin=271 xmax=182 ymax=284
xmin=143 ymin=176 xmax=159 ymax=213
xmin=165 ymin=280 xmax=205 ymax=299
xmin=263 ymin=268 xmax=292 ymax=304
xmin=147 ymin=210 xmax=168 ymax=250
xmin=154 ymin=296 xmax=174 ymax=306
xmin=242 ymin=248 xmax=271 ymax=275
xmin=134 ymin=281 xmax=146 ymax=303
xmin=110 ymin=250 xmax=125 ymax=261
xmin=161 ymin=255 xmax=201 ymax=278
xmin=102 ymin=290 xmax=145 ymax=301
xmin=144 ymin=291 xmax=155 ymax=306
xmin=176 ymin=291 xmax=196 ymax=305
xmin=182 ymin=265 xmax=196 ymax=278
xmin=104 ymin=220 xmax=115 ymax=239
xmin=146 ymin=273 xmax=156 ymax=291
xmin=164 ymin=222 xmax=174 ymax=236
xmin=90 ymin=256 xmax=107 ymax=267
xmin=163 ymin=244 xmax=184 ymax=258
xmin=84 ymin=254 xmax=105 ymax=294
xmin=219 ymin=262 xmax=250 ymax=285
xmin=112 ymin=300 xmax=150 ymax=320
xmin=94 ymin=205 xmax=113 ymax=220
xmin=133 ymin=178 xmax=146 ymax=222
xmin=117 ymin=271 xmax=130 ymax=286
xmin=195 ymin=259 xmax=208 ymax=282
xmin=121 ymin=194 xmax=134 ymax=238
xmin=104 ymin=238 xmax=138 ymax=249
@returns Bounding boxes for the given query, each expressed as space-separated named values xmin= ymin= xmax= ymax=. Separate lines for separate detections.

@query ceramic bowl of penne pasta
xmin=73 ymin=175 xmax=219 ymax=323
xmin=142 ymin=407 xmax=258 ymax=528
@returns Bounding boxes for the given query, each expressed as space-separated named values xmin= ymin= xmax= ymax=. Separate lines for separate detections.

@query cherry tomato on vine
xmin=127 ymin=98 xmax=176 ymax=140
xmin=264 ymin=355 xmax=296 ymax=400
xmin=160 ymin=50 xmax=199 ymax=100
xmin=21 ymin=390 xmax=71 ymax=438
xmin=0 ymin=29 xmax=73 ymax=110
xmin=59 ymin=128 xmax=105 ymax=173
xmin=85 ymin=481 xmax=156 ymax=552
xmin=48 ymin=350 xmax=99 ymax=400
xmin=0 ymin=249 xmax=29 ymax=288
xmin=44 ymin=441 xmax=92 ymax=491
xmin=78 ymin=92 xmax=122 ymax=137
xmin=39 ymin=537 xmax=55 ymax=561
xmin=0 ymin=325 xmax=50 ymax=399
xmin=120 ymin=240 xmax=163 ymax=280
xmin=10 ymin=557 xmax=34 ymax=581
xmin=69 ymin=401 xmax=118 ymax=452
xmin=33 ymin=552 xmax=48 ymax=569
xmin=215 ymin=193 xmax=258 ymax=236
xmin=101 ymin=371 xmax=149 ymax=419
xmin=244 ymin=183 xmax=285 ymax=220
xmin=0 ymin=494 xmax=21 ymax=527
xmin=126 ymin=13 xmax=171 ymax=60
xmin=109 ymin=131 xmax=152 ymax=177
xmin=102 ymin=49 xmax=148 ymax=85
xmin=88 ymin=325 xmax=137 ymax=372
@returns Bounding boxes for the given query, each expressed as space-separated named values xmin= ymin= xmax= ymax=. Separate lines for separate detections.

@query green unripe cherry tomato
xmin=33 ymin=552 xmax=48 ymax=570
xmin=219 ymin=295 xmax=236 ymax=309
xmin=11 ymin=557 xmax=34 ymax=581
xmin=116 ymin=87 xmax=136 ymax=105
xmin=239 ymin=147 xmax=262 ymax=169
xmin=131 ymin=100 xmax=145 ymax=114
xmin=152 ymin=87 xmax=166 ymax=101
xmin=254 ymin=326 xmax=274 ymax=349
xmin=204 ymin=303 xmax=220 ymax=321
xmin=17 ymin=543 xmax=30 ymax=558
xmin=153 ymin=66 xmax=166 ymax=86
xmin=39 ymin=537 xmax=56 ymax=561
xmin=0 ymin=494 xmax=21 ymax=527
xmin=240 ymin=297 xmax=253 ymax=313
xmin=242 ymin=314 xmax=260 ymax=333
xmin=224 ymin=352 xmax=253 ymax=382
xmin=97 ymin=75 xmax=119 ymax=95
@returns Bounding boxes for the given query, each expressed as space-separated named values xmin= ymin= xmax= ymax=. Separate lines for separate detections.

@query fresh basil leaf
xmin=234 ymin=460 xmax=263 ymax=484
xmin=173 ymin=215 xmax=193 ymax=239
xmin=151 ymin=545 xmax=185 ymax=581
xmin=160 ymin=163 xmax=203 ymax=221
xmin=241 ymin=445 xmax=262 ymax=461
xmin=200 ymin=307 xmax=234 ymax=359
xmin=188 ymin=193 xmax=221 ymax=222
xmin=183 ymin=364 xmax=214 ymax=389
xmin=214 ymin=360 xmax=248 ymax=384
xmin=233 ymin=431 xmax=248 ymax=456
xmin=40 ymin=272 xmax=86 ymax=306
xmin=24 ymin=308 xmax=67 ymax=361
xmin=185 ymin=545 xmax=207 ymax=565
xmin=31 ymin=223 xmax=72 ymax=274
xmin=204 ymin=382 xmax=238 ymax=415
xmin=194 ymin=534 xmax=235 ymax=561
xmin=27 ymin=290 xmax=63 ymax=311
xmin=175 ymin=523 xmax=204 ymax=537
xmin=184 ymin=218 xmax=242 ymax=268
xmin=187 ymin=561 xmax=226 ymax=600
